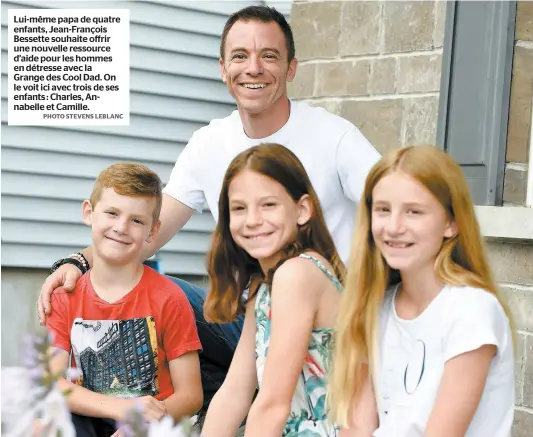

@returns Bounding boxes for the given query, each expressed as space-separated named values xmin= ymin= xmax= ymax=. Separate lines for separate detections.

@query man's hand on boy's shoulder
xmin=38 ymin=263 xmax=82 ymax=325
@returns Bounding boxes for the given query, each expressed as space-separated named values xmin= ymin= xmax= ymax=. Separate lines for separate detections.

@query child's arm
xmin=162 ymin=351 xmax=203 ymax=422
xmin=201 ymin=296 xmax=258 ymax=437
xmin=425 ymin=344 xmax=497 ymax=437
xmin=339 ymin=373 xmax=379 ymax=437
xmin=243 ymin=258 xmax=325 ymax=437
xmin=425 ymin=291 xmax=509 ymax=437
xmin=49 ymin=348 xmax=164 ymax=421
xmin=158 ymin=283 xmax=203 ymax=421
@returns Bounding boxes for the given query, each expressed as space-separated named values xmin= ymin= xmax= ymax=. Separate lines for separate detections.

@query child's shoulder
xmin=274 ymin=252 xmax=330 ymax=277
xmin=443 ymin=284 xmax=502 ymax=309
xmin=440 ymin=284 xmax=510 ymax=330
xmin=272 ymin=252 xmax=338 ymax=292
xmin=141 ymin=267 xmax=191 ymax=304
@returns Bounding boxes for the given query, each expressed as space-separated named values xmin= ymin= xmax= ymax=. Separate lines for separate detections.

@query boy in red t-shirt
xmin=46 ymin=163 xmax=202 ymax=437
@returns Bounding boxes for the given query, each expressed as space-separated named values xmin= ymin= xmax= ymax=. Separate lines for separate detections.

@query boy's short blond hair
xmin=90 ymin=163 xmax=162 ymax=224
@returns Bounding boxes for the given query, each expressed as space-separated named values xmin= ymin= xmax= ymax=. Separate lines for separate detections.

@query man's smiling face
xmin=219 ymin=19 xmax=297 ymax=116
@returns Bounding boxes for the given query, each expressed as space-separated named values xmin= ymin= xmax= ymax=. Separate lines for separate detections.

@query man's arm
xmin=140 ymin=194 xmax=195 ymax=260
xmin=162 ymin=351 xmax=203 ymax=421
xmin=38 ymin=195 xmax=194 ymax=322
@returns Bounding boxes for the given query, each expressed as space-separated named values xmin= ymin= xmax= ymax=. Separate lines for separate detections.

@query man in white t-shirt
xmin=37 ymin=5 xmax=380 ymax=418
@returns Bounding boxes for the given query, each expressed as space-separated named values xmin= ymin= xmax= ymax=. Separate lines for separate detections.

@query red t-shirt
xmin=46 ymin=266 xmax=202 ymax=401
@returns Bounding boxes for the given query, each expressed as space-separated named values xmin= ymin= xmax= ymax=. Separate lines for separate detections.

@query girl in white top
xmin=328 ymin=146 xmax=515 ymax=437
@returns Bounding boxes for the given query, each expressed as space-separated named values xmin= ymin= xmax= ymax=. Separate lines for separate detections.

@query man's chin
xmin=236 ymin=100 xmax=268 ymax=115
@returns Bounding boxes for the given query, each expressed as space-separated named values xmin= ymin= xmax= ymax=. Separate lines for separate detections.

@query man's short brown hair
xmin=90 ymin=163 xmax=163 ymax=223
xmin=220 ymin=6 xmax=295 ymax=62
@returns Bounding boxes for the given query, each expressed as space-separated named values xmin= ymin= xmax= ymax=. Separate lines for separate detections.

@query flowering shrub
xmin=1 ymin=332 xmax=198 ymax=437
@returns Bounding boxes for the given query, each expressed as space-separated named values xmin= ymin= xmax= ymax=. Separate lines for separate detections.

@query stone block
xmin=434 ymin=1 xmax=447 ymax=48
xmin=340 ymin=99 xmax=403 ymax=155
xmin=402 ymin=96 xmax=439 ymax=146
xmin=522 ymin=335 xmax=533 ymax=407
xmin=315 ymin=60 xmax=370 ymax=97
xmin=486 ymin=241 xmax=533 ymax=286
xmin=513 ymin=409 xmax=533 ymax=437
xmin=502 ymin=287 xmax=533 ymax=333
xmin=291 ymin=2 xmax=341 ymax=60
xmin=516 ymin=0 xmax=533 ymax=42
xmin=382 ymin=1 xmax=436 ymax=53
xmin=288 ymin=62 xmax=316 ymax=99
xmin=506 ymin=45 xmax=533 ymax=164
xmin=503 ymin=167 xmax=528 ymax=205
xmin=515 ymin=333 xmax=526 ymax=406
xmin=398 ymin=54 xmax=442 ymax=93
xmin=308 ymin=99 xmax=341 ymax=116
xmin=370 ymin=57 xmax=397 ymax=95
xmin=339 ymin=1 xmax=380 ymax=56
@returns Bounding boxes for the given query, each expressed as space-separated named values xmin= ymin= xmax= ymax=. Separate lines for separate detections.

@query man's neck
xmin=90 ymin=256 xmax=144 ymax=304
xmin=239 ymin=97 xmax=291 ymax=139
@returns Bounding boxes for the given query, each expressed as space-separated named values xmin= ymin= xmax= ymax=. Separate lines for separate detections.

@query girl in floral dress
xmin=200 ymin=143 xmax=344 ymax=437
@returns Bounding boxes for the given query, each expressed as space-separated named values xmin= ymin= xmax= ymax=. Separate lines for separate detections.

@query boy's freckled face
xmin=84 ymin=188 xmax=158 ymax=266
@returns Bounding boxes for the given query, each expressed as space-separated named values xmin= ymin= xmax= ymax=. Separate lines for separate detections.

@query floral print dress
xmin=255 ymin=254 xmax=342 ymax=436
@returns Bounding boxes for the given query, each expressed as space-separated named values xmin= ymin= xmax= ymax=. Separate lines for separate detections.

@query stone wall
xmin=288 ymin=1 xmax=533 ymax=434
xmin=504 ymin=5 xmax=533 ymax=430
xmin=504 ymin=1 xmax=533 ymax=206
xmin=490 ymin=241 xmax=533 ymax=436
xmin=289 ymin=0 xmax=446 ymax=155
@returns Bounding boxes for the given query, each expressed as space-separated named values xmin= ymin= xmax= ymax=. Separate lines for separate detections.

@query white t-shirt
xmin=163 ymin=100 xmax=380 ymax=263
xmin=374 ymin=284 xmax=514 ymax=437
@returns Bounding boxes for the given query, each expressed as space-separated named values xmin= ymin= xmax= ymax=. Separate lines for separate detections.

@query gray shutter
xmin=437 ymin=1 xmax=516 ymax=205
xmin=1 ymin=0 xmax=258 ymax=275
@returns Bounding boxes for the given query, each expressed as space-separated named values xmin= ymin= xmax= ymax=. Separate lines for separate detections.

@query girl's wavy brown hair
xmin=204 ymin=143 xmax=345 ymax=323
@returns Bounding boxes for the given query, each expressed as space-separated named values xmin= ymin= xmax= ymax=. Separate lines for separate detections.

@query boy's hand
xmin=137 ymin=396 xmax=167 ymax=422
xmin=116 ymin=396 xmax=167 ymax=422
xmin=38 ymin=264 xmax=82 ymax=325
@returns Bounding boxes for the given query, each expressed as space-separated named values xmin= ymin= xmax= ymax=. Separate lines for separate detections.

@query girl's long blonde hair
xmin=328 ymin=146 xmax=515 ymax=426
